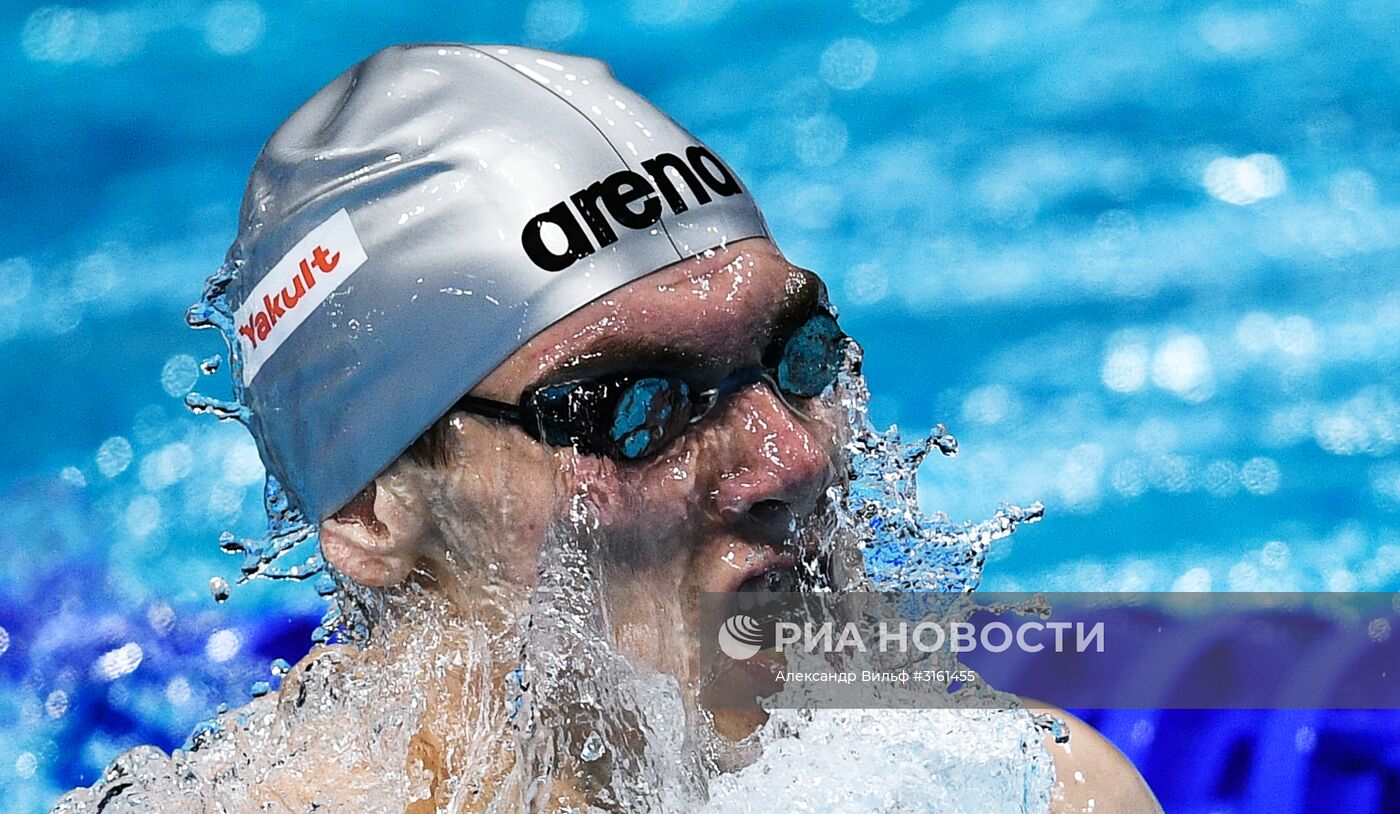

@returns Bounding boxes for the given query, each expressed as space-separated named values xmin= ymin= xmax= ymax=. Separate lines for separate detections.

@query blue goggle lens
xmin=610 ymin=377 xmax=691 ymax=459
xmin=776 ymin=312 xmax=844 ymax=398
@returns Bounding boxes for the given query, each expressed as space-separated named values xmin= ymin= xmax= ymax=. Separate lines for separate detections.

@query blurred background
xmin=2 ymin=0 xmax=1399 ymax=811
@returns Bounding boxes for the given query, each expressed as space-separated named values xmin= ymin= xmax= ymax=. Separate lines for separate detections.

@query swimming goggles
xmin=452 ymin=310 xmax=847 ymax=461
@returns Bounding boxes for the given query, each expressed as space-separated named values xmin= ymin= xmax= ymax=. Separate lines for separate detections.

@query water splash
xmin=51 ymin=304 xmax=1055 ymax=812
xmin=703 ymin=708 xmax=1052 ymax=813
xmin=835 ymin=343 xmax=1044 ymax=593
xmin=183 ymin=256 xmax=353 ymax=642
xmin=689 ymin=345 xmax=1055 ymax=813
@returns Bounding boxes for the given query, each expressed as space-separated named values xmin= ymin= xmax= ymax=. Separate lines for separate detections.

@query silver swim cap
xmin=224 ymin=44 xmax=770 ymax=521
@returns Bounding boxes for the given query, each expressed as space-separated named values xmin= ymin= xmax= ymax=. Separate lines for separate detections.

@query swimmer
xmin=54 ymin=44 xmax=1158 ymax=813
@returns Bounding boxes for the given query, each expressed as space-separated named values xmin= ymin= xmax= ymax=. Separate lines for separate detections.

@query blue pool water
xmin=3 ymin=1 xmax=1400 ymax=811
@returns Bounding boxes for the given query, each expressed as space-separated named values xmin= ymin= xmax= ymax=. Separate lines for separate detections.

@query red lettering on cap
xmin=235 ymin=209 xmax=368 ymax=385
xmin=241 ymin=245 xmax=348 ymax=355
xmin=262 ymin=293 xmax=286 ymax=325
xmin=312 ymin=246 xmax=340 ymax=274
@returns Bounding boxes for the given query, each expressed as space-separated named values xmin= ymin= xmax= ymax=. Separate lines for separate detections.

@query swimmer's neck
xmin=291 ymin=586 xmax=538 ymax=809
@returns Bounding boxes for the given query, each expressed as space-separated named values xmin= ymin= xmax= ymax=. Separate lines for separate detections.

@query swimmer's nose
xmin=712 ymin=383 xmax=834 ymax=545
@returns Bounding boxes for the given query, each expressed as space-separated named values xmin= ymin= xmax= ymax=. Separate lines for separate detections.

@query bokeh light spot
xmin=96 ymin=436 xmax=133 ymax=478
xmin=962 ymin=384 xmax=1016 ymax=425
xmin=1240 ymin=456 xmax=1281 ymax=495
xmin=139 ymin=443 xmax=194 ymax=491
xmin=1203 ymin=153 xmax=1286 ymax=205
xmin=161 ymin=354 xmax=199 ymax=397
xmin=94 ymin=642 xmax=143 ymax=681
xmin=125 ymin=494 xmax=163 ymax=538
xmin=0 ymin=258 xmax=34 ymax=305
xmin=524 ymin=0 xmax=586 ymax=44
xmin=203 ymin=0 xmax=266 ymax=56
xmin=205 ymin=629 xmax=242 ymax=663
xmin=794 ymin=115 xmax=849 ymax=167
xmin=844 ymin=261 xmax=889 ymax=305
xmin=165 ymin=675 xmax=194 ymax=706
xmin=820 ymin=37 xmax=879 ymax=91
xmin=44 ymin=686 xmax=69 ymax=717
xmin=1260 ymin=540 xmax=1291 ymax=571
xmin=854 ymin=0 xmax=910 ymax=24
xmin=1172 ymin=567 xmax=1213 ymax=592
xmin=1151 ymin=334 xmax=1213 ymax=401
xmin=1201 ymin=460 xmax=1239 ymax=497
xmin=22 ymin=6 xmax=101 ymax=64
xmin=1102 ymin=343 xmax=1149 ymax=393
xmin=15 ymin=751 xmax=37 ymax=779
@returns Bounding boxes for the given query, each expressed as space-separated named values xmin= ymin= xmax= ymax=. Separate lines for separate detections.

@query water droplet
xmin=580 ymin=731 xmax=606 ymax=761
xmin=931 ymin=423 xmax=959 ymax=458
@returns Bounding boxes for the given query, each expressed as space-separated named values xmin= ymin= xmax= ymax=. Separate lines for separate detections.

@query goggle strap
xmin=452 ymin=393 xmax=526 ymax=425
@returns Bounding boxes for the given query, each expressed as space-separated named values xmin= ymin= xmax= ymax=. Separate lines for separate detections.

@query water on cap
xmin=222 ymin=44 xmax=770 ymax=521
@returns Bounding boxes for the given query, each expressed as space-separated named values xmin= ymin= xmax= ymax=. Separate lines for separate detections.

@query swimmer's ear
xmin=318 ymin=477 xmax=428 ymax=587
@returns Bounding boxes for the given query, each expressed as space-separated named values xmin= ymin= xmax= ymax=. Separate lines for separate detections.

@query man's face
xmin=371 ymin=237 xmax=848 ymax=741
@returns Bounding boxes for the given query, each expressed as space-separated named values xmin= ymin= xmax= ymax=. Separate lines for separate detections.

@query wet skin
xmin=311 ymin=236 xmax=1160 ymax=812
xmin=313 ymin=237 xmax=842 ymax=806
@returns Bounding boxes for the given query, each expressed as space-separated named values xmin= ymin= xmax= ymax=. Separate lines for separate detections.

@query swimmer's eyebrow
xmin=537 ymin=269 xmax=826 ymax=385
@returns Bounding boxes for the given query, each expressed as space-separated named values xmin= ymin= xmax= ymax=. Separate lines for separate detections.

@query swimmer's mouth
xmin=723 ymin=553 xmax=835 ymax=633
xmin=722 ymin=559 xmax=799 ymax=627
xmin=734 ymin=562 xmax=805 ymax=594
xmin=728 ymin=548 xmax=833 ymax=596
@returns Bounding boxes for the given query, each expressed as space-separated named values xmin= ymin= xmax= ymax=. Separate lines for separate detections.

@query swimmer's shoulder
xmin=273 ymin=642 xmax=359 ymax=712
xmin=1026 ymin=702 xmax=1162 ymax=814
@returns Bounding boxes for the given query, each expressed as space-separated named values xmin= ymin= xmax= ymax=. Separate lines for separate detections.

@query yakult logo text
xmin=238 ymin=246 xmax=339 ymax=347
xmin=234 ymin=208 xmax=368 ymax=384
xmin=521 ymin=146 xmax=743 ymax=272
